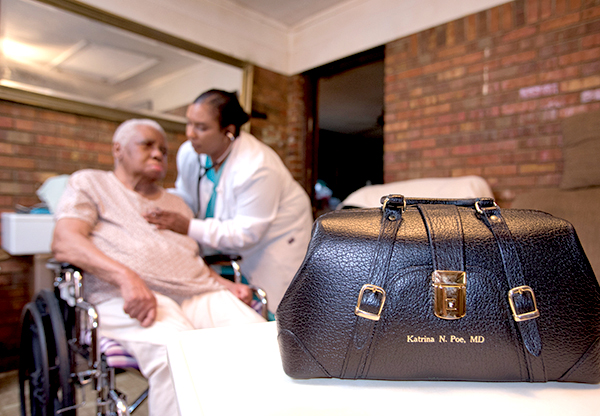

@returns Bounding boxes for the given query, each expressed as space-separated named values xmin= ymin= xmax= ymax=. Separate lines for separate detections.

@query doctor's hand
xmin=144 ymin=209 xmax=190 ymax=235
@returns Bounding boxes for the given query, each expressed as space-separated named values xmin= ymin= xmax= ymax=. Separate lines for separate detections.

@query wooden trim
xmin=0 ymin=85 xmax=187 ymax=132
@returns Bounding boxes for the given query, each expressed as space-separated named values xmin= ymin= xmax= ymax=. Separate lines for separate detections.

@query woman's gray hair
xmin=112 ymin=119 xmax=166 ymax=145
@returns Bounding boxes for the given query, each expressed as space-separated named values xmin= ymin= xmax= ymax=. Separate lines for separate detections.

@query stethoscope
xmin=195 ymin=131 xmax=236 ymax=217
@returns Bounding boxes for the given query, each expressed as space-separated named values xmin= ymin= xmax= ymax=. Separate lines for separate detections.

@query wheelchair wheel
xmin=19 ymin=290 xmax=76 ymax=416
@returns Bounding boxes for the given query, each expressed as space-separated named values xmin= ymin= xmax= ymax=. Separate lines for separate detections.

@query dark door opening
xmin=307 ymin=46 xmax=384 ymax=216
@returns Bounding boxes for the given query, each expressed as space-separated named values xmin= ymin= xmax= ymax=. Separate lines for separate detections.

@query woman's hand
xmin=144 ymin=209 xmax=190 ymax=235
xmin=119 ymin=269 xmax=157 ymax=327
xmin=212 ymin=272 xmax=253 ymax=306
xmin=227 ymin=282 xmax=253 ymax=306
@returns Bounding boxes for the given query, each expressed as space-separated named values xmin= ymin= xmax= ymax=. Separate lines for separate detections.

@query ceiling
xmin=230 ymin=0 xmax=351 ymax=27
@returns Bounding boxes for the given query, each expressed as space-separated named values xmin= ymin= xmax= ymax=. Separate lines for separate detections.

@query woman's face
xmin=115 ymin=125 xmax=167 ymax=181
xmin=185 ymin=102 xmax=231 ymax=160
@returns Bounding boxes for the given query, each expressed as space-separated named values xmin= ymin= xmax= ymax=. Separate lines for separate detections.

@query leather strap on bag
xmin=419 ymin=204 xmax=464 ymax=272
xmin=419 ymin=204 xmax=468 ymax=321
xmin=341 ymin=195 xmax=404 ymax=379
xmin=476 ymin=200 xmax=547 ymax=382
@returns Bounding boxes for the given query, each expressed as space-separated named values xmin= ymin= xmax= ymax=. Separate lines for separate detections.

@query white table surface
xmin=167 ymin=321 xmax=600 ymax=416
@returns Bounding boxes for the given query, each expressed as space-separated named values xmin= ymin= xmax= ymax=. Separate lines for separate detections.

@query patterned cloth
xmin=54 ymin=169 xmax=223 ymax=305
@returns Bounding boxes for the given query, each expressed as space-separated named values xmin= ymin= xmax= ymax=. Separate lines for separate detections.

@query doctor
xmin=145 ymin=90 xmax=313 ymax=315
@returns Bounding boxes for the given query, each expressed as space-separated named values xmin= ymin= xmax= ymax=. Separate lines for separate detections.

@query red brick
xmin=582 ymin=33 xmax=600 ymax=47
xmin=423 ymin=125 xmax=455 ymax=137
xmin=491 ymin=6 xmax=501 ymax=31
xmin=558 ymin=105 xmax=588 ymax=117
xmin=526 ymin=0 xmax=540 ymax=24
xmin=559 ymin=47 xmax=600 ymax=65
xmin=467 ymin=154 xmax=503 ymax=165
xmin=0 ymin=143 xmax=13 ymax=155
xmin=437 ymin=67 xmax=466 ymax=81
xmin=540 ymin=66 xmax=581 ymax=81
xmin=408 ymin=138 xmax=436 ymax=149
xmin=515 ymin=0 xmax=527 ymax=26
xmin=560 ymin=75 xmax=600 ymax=91
xmin=452 ymin=167 xmax=485 ymax=177
xmin=466 ymin=15 xmax=478 ymax=40
xmin=385 ymin=142 xmax=409 ymax=153
xmin=519 ymin=163 xmax=558 ymax=173
xmin=0 ymin=156 xmax=35 ymax=169
xmin=423 ymin=103 xmax=452 ymax=116
xmin=502 ymin=3 xmax=514 ymax=30
xmin=582 ymin=5 xmax=600 ymax=19
xmin=422 ymin=147 xmax=451 ymax=158
xmin=502 ymin=74 xmax=539 ymax=91
xmin=394 ymin=67 xmax=424 ymax=80
xmin=451 ymin=144 xmax=483 ymax=155
xmin=0 ymin=116 xmax=14 ymax=128
xmin=540 ymin=12 xmax=581 ymax=31
xmin=541 ymin=0 xmax=553 ymax=19
xmin=0 ymin=182 xmax=35 ymax=195
xmin=36 ymin=135 xmax=79 ymax=148
xmin=452 ymin=51 xmax=485 ymax=66
xmin=446 ymin=21 xmax=456 ymax=46
xmin=437 ymin=45 xmax=468 ymax=60
xmin=501 ymin=50 xmax=538 ymax=66
xmin=557 ymin=0 xmax=568 ymax=14
xmin=502 ymin=26 xmax=538 ymax=42
xmin=484 ymin=165 xmax=519 ymax=176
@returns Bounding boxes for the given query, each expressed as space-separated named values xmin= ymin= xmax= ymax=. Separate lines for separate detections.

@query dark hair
xmin=193 ymin=89 xmax=250 ymax=136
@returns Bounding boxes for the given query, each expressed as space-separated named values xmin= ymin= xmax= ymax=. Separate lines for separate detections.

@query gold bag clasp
xmin=432 ymin=270 xmax=466 ymax=320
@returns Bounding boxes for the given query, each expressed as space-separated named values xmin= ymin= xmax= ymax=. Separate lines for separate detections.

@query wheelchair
xmin=19 ymin=257 xmax=268 ymax=416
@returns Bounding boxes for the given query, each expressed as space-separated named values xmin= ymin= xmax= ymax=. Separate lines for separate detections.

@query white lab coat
xmin=171 ymin=131 xmax=314 ymax=312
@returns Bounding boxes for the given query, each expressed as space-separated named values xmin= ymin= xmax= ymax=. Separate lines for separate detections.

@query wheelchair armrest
xmin=249 ymin=285 xmax=269 ymax=320
xmin=204 ymin=254 xmax=243 ymax=284
xmin=46 ymin=259 xmax=83 ymax=274
xmin=203 ymin=254 xmax=242 ymax=265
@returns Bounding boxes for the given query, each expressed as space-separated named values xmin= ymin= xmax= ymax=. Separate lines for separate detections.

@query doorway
xmin=307 ymin=46 xmax=384 ymax=216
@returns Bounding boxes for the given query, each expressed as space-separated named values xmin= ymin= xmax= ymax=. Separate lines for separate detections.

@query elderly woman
xmin=145 ymin=90 xmax=314 ymax=316
xmin=51 ymin=118 xmax=264 ymax=416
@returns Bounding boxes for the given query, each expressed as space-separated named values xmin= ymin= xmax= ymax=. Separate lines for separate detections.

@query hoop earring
xmin=226 ymin=132 xmax=235 ymax=141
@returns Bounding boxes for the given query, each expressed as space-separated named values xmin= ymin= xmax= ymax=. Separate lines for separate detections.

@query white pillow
xmin=339 ymin=176 xmax=494 ymax=208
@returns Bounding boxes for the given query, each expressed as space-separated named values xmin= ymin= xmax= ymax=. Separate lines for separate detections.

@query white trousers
xmin=96 ymin=289 xmax=265 ymax=416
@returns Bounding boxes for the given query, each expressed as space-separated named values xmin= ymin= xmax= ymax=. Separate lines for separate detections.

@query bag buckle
xmin=355 ymin=284 xmax=386 ymax=321
xmin=508 ymin=285 xmax=540 ymax=322
xmin=432 ymin=270 xmax=466 ymax=320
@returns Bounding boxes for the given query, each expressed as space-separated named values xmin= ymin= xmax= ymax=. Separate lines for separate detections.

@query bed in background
xmin=338 ymin=175 xmax=494 ymax=209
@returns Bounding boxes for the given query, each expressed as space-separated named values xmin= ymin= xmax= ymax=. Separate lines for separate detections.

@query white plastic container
xmin=1 ymin=212 xmax=55 ymax=255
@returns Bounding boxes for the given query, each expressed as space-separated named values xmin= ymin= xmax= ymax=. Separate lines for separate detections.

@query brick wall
xmin=384 ymin=0 xmax=600 ymax=207
xmin=250 ymin=66 xmax=310 ymax=191
xmin=0 ymin=102 xmax=187 ymax=216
